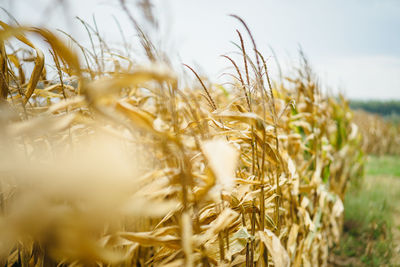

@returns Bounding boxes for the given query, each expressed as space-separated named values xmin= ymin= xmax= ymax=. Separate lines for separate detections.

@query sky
xmin=2 ymin=0 xmax=400 ymax=100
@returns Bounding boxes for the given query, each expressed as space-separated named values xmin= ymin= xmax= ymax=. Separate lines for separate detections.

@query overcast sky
xmin=2 ymin=0 xmax=400 ymax=100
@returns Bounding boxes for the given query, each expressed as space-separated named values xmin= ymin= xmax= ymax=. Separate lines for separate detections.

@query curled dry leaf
xmin=201 ymin=139 xmax=239 ymax=194
xmin=258 ymin=230 xmax=290 ymax=267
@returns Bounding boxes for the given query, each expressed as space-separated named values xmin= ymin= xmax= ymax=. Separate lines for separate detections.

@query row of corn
xmin=0 ymin=16 xmax=363 ymax=266
xmin=353 ymin=110 xmax=400 ymax=155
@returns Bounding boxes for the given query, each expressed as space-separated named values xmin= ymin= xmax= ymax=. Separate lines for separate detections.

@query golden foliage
xmin=353 ymin=110 xmax=400 ymax=155
xmin=0 ymin=15 xmax=363 ymax=267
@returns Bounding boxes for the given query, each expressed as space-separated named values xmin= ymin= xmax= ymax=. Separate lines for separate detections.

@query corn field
xmin=0 ymin=5 xmax=364 ymax=266
xmin=353 ymin=110 xmax=400 ymax=156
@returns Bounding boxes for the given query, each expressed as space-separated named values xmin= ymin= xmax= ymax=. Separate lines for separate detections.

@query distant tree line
xmin=350 ymin=100 xmax=400 ymax=124
xmin=350 ymin=100 xmax=400 ymax=116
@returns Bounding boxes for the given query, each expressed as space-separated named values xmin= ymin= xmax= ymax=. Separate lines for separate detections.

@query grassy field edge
xmin=332 ymin=155 xmax=400 ymax=266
